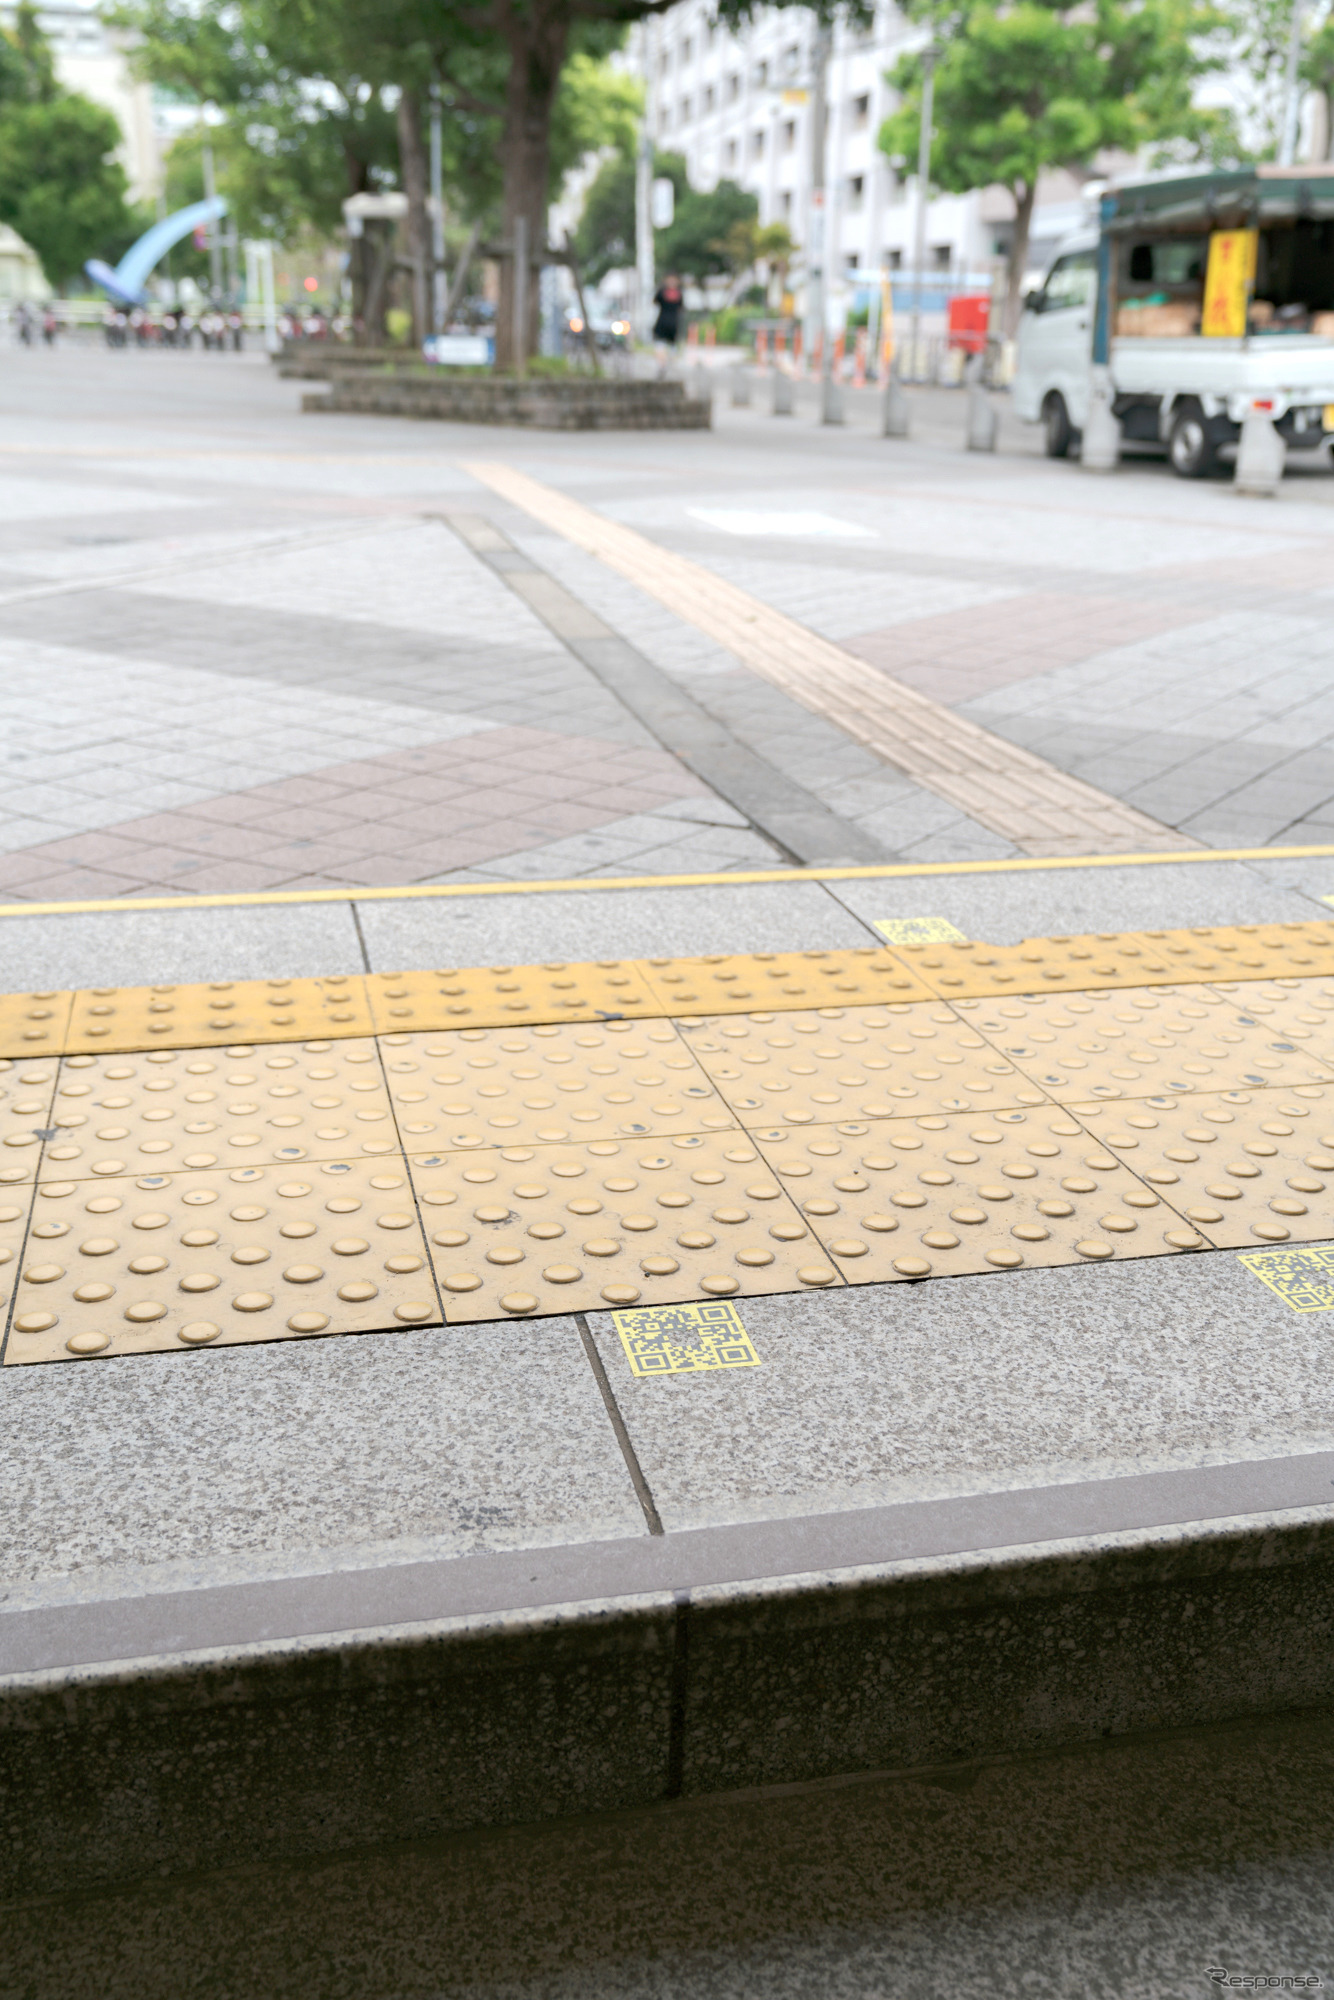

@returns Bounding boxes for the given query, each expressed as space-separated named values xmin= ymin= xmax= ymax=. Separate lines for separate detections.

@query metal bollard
xmin=771 ymin=370 xmax=794 ymax=416
xmin=881 ymin=357 xmax=910 ymax=438
xmin=965 ymin=354 xmax=997 ymax=452
xmin=730 ymin=366 xmax=752 ymax=408
xmin=1234 ymin=399 xmax=1285 ymax=495
xmin=1081 ymin=362 xmax=1120 ymax=471
xmin=689 ymin=362 xmax=711 ymax=407
xmin=820 ymin=376 xmax=844 ymax=426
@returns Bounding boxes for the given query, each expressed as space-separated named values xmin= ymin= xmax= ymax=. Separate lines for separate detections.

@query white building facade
xmin=0 ymin=0 xmax=162 ymax=205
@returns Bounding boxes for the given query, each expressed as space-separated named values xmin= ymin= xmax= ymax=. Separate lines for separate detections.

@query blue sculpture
xmin=85 ymin=196 xmax=228 ymax=306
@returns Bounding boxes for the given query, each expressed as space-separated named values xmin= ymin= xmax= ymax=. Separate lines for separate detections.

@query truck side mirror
xmin=1023 ymin=289 xmax=1042 ymax=314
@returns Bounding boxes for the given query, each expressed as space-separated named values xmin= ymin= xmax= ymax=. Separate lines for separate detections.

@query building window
xmin=727 ymin=72 xmax=740 ymax=101
xmin=783 ymin=43 xmax=801 ymax=75
xmin=932 ymin=244 xmax=952 ymax=270
xmin=852 ymin=93 xmax=870 ymax=128
xmin=704 ymin=84 xmax=715 ymax=111
xmin=752 ymin=128 xmax=766 ymax=158
xmin=706 ymin=20 xmax=717 ymax=46
xmin=781 ymin=190 xmax=793 ymax=216
xmin=680 ymin=95 xmax=692 ymax=122
xmin=846 ymin=251 xmax=859 ymax=269
xmin=682 ymin=35 xmax=692 ymax=60
xmin=847 ymin=174 xmax=865 ymax=209
xmin=887 ymin=247 xmax=902 ymax=269
xmin=659 ymin=50 xmax=671 ymax=76
xmin=726 ymin=137 xmax=738 ymax=167
xmin=782 ymin=118 xmax=796 ymax=151
xmin=753 ymin=60 xmax=768 ymax=87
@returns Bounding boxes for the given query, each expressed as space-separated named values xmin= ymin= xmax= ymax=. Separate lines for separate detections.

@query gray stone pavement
xmin=0 ymin=346 xmax=1331 ymax=902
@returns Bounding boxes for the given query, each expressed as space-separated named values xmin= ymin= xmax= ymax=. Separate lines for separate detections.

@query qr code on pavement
xmin=611 ymin=1299 xmax=760 ymax=1377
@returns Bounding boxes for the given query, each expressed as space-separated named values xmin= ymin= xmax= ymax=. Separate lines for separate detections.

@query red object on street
xmin=853 ymin=327 xmax=868 ymax=387
xmin=686 ymin=323 xmax=698 ymax=348
xmin=947 ymin=294 xmax=990 ymax=354
xmin=756 ymin=328 xmax=769 ymax=367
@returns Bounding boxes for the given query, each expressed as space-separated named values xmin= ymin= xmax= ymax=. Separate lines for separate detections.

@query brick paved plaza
xmin=1 ymin=347 xmax=1332 ymax=903
xmin=6 ymin=347 xmax=1334 ymax=1998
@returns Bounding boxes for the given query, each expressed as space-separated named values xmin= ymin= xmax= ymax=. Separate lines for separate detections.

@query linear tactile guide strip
xmin=678 ymin=1004 xmax=1047 ymax=1125
xmin=960 ymin=988 xmax=1334 ymax=1102
xmin=379 ymin=1021 xmax=736 ymax=1149
xmin=755 ymin=1112 xmax=1204 ymax=1282
xmin=637 ymin=950 xmax=930 ymax=1013
xmin=42 ymin=1039 xmax=397 ymax=1176
xmin=6 ymin=1158 xmax=440 ymax=1363
xmin=65 ymin=977 xmax=373 ymax=1055
xmin=0 ymin=1057 xmax=59 ymax=1186
xmin=366 ymin=963 xmax=658 ymax=1033
xmin=1075 ymin=1088 xmax=1334 ymax=1247
xmin=12 ymin=935 xmax=1334 ymax=1364
xmin=408 ymin=1133 xmax=841 ymax=1320
xmin=0 ymin=992 xmax=72 ymax=1057
xmin=891 ymin=923 xmax=1334 ymax=998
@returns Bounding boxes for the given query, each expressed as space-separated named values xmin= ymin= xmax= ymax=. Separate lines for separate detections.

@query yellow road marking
xmin=1 ymin=843 xmax=1332 ymax=921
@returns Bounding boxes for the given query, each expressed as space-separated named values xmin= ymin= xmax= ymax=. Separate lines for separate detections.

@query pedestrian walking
xmin=653 ymin=275 xmax=684 ymax=375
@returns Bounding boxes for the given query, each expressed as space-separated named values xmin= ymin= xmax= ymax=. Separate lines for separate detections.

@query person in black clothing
xmin=652 ymin=275 xmax=684 ymax=372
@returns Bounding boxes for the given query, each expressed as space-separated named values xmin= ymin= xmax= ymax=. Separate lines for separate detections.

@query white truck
xmin=1014 ymin=165 xmax=1334 ymax=476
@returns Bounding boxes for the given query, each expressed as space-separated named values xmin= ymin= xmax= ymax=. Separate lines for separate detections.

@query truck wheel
xmin=1168 ymin=401 xmax=1218 ymax=479
xmin=1042 ymin=392 xmax=1073 ymax=458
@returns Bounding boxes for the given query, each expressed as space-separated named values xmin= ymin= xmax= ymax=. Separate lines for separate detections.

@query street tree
xmin=0 ymin=5 xmax=132 ymax=286
xmin=880 ymin=0 xmax=1229 ymax=332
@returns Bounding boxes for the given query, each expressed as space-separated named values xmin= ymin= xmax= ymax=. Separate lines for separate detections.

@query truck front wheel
xmin=1168 ymin=401 xmax=1218 ymax=479
xmin=1042 ymin=392 xmax=1074 ymax=458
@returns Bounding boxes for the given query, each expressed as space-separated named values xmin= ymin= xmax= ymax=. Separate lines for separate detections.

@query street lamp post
xmin=908 ymin=43 xmax=936 ymax=383
xmin=805 ymin=20 xmax=834 ymax=411
xmin=636 ymin=17 xmax=657 ymax=346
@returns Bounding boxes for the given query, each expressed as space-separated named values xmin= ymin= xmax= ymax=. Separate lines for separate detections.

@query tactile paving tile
xmin=751 ymin=1112 xmax=1204 ymax=1283
xmin=408 ymin=1131 xmax=842 ymax=1321
xmin=890 ymin=924 xmax=1334 ymax=999
xmin=1207 ymin=977 xmax=1334 ymax=1060
xmin=1074 ymin=1087 xmax=1334 ymax=1247
xmin=677 ymin=1003 xmax=1048 ymax=1126
xmin=0 ymin=990 xmax=72 ymax=1059
xmin=638 ymin=949 xmax=930 ymax=1014
xmin=366 ymin=962 xmax=657 ymax=1033
xmin=0 ymin=1195 xmax=29 ymax=1332
xmin=380 ymin=1020 xmax=736 ymax=1149
xmin=4 ymin=1157 xmax=441 ymax=1364
xmin=42 ymin=1039 xmax=397 ymax=1176
xmin=65 ymin=976 xmax=372 ymax=1056
xmin=0 ymin=1057 xmax=58 ymax=1187
xmin=962 ymin=988 xmax=1334 ymax=1102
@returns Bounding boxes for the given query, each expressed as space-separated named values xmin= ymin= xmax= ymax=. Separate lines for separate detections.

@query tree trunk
xmin=495 ymin=3 xmax=569 ymax=370
xmin=1003 ymin=179 xmax=1036 ymax=339
xmin=397 ymin=86 xmax=431 ymax=346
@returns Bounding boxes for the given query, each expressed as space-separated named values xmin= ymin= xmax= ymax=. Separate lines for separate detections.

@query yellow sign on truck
xmin=1201 ymin=228 xmax=1258 ymax=337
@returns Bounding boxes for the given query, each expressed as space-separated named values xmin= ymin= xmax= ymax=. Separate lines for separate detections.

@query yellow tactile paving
xmin=1074 ymin=1088 xmax=1334 ymax=1247
xmin=960 ymin=988 xmax=1334 ymax=1102
xmin=0 ymin=1198 xmax=27 ymax=1327
xmin=365 ymin=962 xmax=657 ymax=1033
xmin=0 ymin=990 xmax=72 ymax=1057
xmin=63 ymin=976 xmax=372 ymax=1055
xmin=408 ymin=1132 xmax=841 ymax=1321
xmin=754 ymin=1112 xmax=1204 ymax=1284
xmin=638 ymin=949 xmax=929 ymax=1014
xmin=11 ymin=928 xmax=1334 ymax=1363
xmin=678 ymin=1003 xmax=1046 ymax=1126
xmin=5 ymin=1158 xmax=440 ymax=1363
xmin=42 ymin=1038 xmax=398 ymax=1177
xmin=0 ymin=1056 xmax=59 ymax=1187
xmin=381 ymin=1021 xmax=735 ymax=1149
xmin=886 ymin=923 xmax=1334 ymax=999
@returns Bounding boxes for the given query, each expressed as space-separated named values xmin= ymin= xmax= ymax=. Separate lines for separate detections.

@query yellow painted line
xmin=1 ymin=844 xmax=1332 ymax=922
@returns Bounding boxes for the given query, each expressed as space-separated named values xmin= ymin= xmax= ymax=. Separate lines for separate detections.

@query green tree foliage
xmin=1303 ymin=13 xmax=1334 ymax=162
xmin=880 ymin=0 xmax=1228 ymax=330
xmin=573 ymin=148 xmax=759 ymax=287
xmin=0 ymin=3 xmax=131 ymax=286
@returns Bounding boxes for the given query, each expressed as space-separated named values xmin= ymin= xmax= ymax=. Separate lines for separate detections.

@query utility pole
xmin=908 ymin=43 xmax=936 ymax=382
xmin=636 ymin=17 xmax=657 ymax=344
xmin=1280 ymin=0 xmax=1306 ymax=165
xmin=805 ymin=21 xmax=832 ymax=381
xmin=429 ymin=86 xmax=446 ymax=333
xmin=201 ymin=140 xmax=223 ymax=302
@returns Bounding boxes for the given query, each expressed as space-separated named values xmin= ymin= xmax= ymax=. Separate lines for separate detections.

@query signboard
xmin=423 ymin=333 xmax=492 ymax=366
xmin=651 ymin=177 xmax=675 ymax=229
xmin=1201 ymin=228 xmax=1257 ymax=338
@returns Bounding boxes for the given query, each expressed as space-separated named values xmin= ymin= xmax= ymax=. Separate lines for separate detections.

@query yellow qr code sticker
xmin=612 ymin=1298 xmax=761 ymax=1377
xmin=1238 ymin=1244 xmax=1334 ymax=1312
xmin=875 ymin=917 xmax=969 ymax=946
